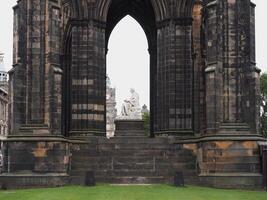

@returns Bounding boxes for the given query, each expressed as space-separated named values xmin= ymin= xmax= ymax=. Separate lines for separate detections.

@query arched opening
xmin=107 ymin=15 xmax=150 ymax=112
xmin=105 ymin=0 xmax=157 ymax=137
xmin=106 ymin=16 xmax=150 ymax=136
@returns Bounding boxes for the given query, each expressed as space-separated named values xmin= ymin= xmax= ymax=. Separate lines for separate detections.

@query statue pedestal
xmin=114 ymin=120 xmax=146 ymax=137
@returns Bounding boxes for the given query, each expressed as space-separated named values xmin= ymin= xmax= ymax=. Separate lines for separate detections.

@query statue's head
xmin=130 ymin=88 xmax=135 ymax=93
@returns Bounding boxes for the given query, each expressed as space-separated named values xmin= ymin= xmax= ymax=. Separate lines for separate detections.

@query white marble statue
xmin=119 ymin=88 xmax=142 ymax=120
xmin=106 ymin=76 xmax=117 ymax=138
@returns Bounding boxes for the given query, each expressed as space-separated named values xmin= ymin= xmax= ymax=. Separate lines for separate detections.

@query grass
xmin=0 ymin=185 xmax=266 ymax=200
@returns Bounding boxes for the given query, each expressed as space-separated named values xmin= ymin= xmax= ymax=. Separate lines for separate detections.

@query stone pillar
xmin=198 ymin=0 xmax=263 ymax=187
xmin=46 ymin=3 xmax=62 ymax=135
xmin=204 ymin=0 xmax=224 ymax=134
xmin=3 ymin=0 xmax=70 ymax=183
xmin=155 ymin=19 xmax=193 ymax=135
xmin=9 ymin=2 xmax=28 ymax=134
xmin=66 ymin=21 xmax=106 ymax=136
xmin=239 ymin=2 xmax=261 ymax=134
xmin=192 ymin=0 xmax=206 ymax=135
xmin=204 ymin=0 xmax=260 ymax=134
xmin=9 ymin=0 xmax=62 ymax=135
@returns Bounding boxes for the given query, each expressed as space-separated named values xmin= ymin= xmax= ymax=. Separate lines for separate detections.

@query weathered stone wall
xmin=199 ymin=141 xmax=261 ymax=174
xmin=198 ymin=140 xmax=263 ymax=188
xmin=69 ymin=137 xmax=199 ymax=184
xmin=2 ymin=140 xmax=69 ymax=173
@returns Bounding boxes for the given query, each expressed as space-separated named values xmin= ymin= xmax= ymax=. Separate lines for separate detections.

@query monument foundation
xmin=115 ymin=120 xmax=146 ymax=137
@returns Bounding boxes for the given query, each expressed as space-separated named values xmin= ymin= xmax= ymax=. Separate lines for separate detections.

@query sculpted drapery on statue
xmin=119 ymin=88 xmax=142 ymax=120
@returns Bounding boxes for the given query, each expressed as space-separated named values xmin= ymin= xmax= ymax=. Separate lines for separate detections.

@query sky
xmin=0 ymin=0 xmax=266 ymax=113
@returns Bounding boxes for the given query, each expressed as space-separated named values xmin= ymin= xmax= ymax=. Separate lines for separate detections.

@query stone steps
xmin=70 ymin=169 xmax=197 ymax=177
xmin=109 ymin=176 xmax=167 ymax=184
xmin=70 ymin=135 xmax=197 ymax=185
xmin=218 ymin=123 xmax=252 ymax=135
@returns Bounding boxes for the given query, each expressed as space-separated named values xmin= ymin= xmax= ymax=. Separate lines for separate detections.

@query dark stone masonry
xmin=0 ymin=0 xmax=266 ymax=189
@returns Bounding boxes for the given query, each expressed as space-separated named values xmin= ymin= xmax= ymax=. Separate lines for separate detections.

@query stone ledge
xmin=0 ymin=173 xmax=69 ymax=177
xmin=199 ymin=173 xmax=263 ymax=190
xmin=173 ymin=134 xmax=267 ymax=144
xmin=199 ymin=173 xmax=262 ymax=177
xmin=0 ymin=173 xmax=69 ymax=189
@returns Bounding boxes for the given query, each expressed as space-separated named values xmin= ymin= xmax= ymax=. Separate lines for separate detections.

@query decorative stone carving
xmin=118 ymin=88 xmax=142 ymax=120
xmin=106 ymin=76 xmax=117 ymax=138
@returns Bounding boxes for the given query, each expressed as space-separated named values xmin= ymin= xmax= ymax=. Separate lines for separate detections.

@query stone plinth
xmin=115 ymin=120 xmax=146 ymax=137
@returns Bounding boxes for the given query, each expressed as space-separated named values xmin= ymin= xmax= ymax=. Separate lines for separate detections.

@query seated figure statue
xmin=119 ymin=88 xmax=142 ymax=120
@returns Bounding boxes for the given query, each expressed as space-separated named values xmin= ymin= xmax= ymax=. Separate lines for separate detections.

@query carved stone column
xmin=9 ymin=0 xmax=63 ymax=135
xmin=65 ymin=21 xmax=106 ymax=137
xmin=204 ymin=0 xmax=260 ymax=135
xmin=155 ymin=18 xmax=194 ymax=135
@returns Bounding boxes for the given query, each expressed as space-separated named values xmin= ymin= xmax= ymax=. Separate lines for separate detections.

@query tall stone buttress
xmin=10 ymin=0 xmax=62 ymax=135
xmin=203 ymin=0 xmax=260 ymax=134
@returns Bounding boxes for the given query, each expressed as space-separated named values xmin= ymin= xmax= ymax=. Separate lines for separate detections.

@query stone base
xmin=0 ymin=173 xmax=69 ymax=189
xmin=199 ymin=173 xmax=263 ymax=190
xmin=0 ymin=133 xmax=266 ymax=189
xmin=115 ymin=120 xmax=146 ymax=137
xmin=0 ymin=135 xmax=69 ymax=175
xmin=115 ymin=120 xmax=145 ymax=131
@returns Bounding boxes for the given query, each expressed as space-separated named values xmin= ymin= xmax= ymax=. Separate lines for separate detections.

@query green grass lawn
xmin=0 ymin=185 xmax=266 ymax=200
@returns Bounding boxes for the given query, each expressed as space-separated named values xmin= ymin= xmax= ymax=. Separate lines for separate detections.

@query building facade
xmin=0 ymin=0 xmax=266 ymax=189
xmin=0 ymin=53 xmax=8 ymax=91
xmin=0 ymin=88 xmax=8 ymax=138
xmin=0 ymin=53 xmax=8 ymax=172
xmin=0 ymin=53 xmax=8 ymax=137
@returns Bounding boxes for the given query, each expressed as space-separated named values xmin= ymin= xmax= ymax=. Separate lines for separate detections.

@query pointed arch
xmin=68 ymin=0 xmax=196 ymax=22
xmin=95 ymin=0 xmax=170 ymax=22
xmin=103 ymin=0 xmax=157 ymax=52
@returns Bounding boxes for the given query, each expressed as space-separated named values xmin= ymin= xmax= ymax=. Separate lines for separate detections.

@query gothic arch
xmin=65 ymin=0 xmax=196 ymax=22
xmin=61 ymin=0 xmax=199 ymax=136
xmin=95 ymin=0 xmax=169 ymax=22
xmin=104 ymin=0 xmax=157 ymax=50
xmin=104 ymin=0 xmax=158 ymax=137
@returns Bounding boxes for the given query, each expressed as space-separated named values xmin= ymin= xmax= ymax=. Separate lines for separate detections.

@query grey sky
xmin=0 ymin=0 xmax=266 ymax=112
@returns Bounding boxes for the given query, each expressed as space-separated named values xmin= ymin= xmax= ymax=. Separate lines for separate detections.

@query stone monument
xmin=115 ymin=89 xmax=145 ymax=137
xmin=118 ymin=88 xmax=142 ymax=120
xmin=106 ymin=76 xmax=117 ymax=138
xmin=1 ymin=0 xmax=265 ymax=189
